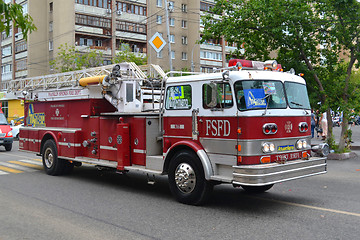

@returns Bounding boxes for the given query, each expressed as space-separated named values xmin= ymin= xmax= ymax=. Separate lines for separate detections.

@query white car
xmin=10 ymin=117 xmax=24 ymax=139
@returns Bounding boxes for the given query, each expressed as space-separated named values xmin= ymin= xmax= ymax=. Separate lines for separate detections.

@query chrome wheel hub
xmin=175 ymin=163 xmax=196 ymax=193
xmin=44 ymin=149 xmax=54 ymax=168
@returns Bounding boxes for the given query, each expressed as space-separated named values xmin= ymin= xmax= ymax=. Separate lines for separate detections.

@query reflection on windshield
xmin=234 ymin=80 xmax=310 ymax=111
xmin=0 ymin=113 xmax=8 ymax=125
xmin=285 ymin=82 xmax=311 ymax=109
xmin=234 ymin=80 xmax=286 ymax=110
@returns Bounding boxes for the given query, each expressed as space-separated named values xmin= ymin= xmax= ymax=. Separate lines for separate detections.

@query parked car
xmin=10 ymin=116 xmax=24 ymax=139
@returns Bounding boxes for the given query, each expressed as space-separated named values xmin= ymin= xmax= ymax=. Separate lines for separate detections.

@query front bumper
xmin=233 ymin=157 xmax=327 ymax=186
xmin=0 ymin=137 xmax=14 ymax=145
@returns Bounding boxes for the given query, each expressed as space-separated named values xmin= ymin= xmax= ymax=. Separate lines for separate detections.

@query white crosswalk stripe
xmin=0 ymin=159 xmax=43 ymax=175
xmin=0 ymin=170 xmax=9 ymax=175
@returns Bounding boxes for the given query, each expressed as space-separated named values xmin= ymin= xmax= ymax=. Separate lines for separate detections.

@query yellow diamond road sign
xmin=149 ymin=32 xmax=166 ymax=53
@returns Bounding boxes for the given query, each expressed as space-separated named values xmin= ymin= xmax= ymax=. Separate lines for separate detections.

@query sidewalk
xmin=311 ymin=125 xmax=360 ymax=150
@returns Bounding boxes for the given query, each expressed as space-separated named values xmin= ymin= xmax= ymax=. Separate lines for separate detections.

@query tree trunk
xmin=338 ymin=112 xmax=349 ymax=152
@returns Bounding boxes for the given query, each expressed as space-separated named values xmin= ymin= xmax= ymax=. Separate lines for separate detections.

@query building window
xmin=22 ymin=3 xmax=28 ymax=14
xmin=49 ymin=21 xmax=53 ymax=32
xmin=181 ymin=4 xmax=187 ymax=13
xmin=15 ymin=40 xmax=27 ymax=53
xmin=156 ymin=0 xmax=162 ymax=7
xmin=16 ymin=58 xmax=27 ymax=71
xmin=0 ymin=101 xmax=9 ymax=119
xmin=169 ymin=34 xmax=175 ymax=43
xmin=94 ymin=40 xmax=102 ymax=46
xmin=181 ymin=20 xmax=187 ymax=28
xmin=171 ymin=50 xmax=175 ymax=59
xmin=181 ymin=36 xmax=187 ymax=45
xmin=182 ymin=52 xmax=187 ymax=60
xmin=49 ymin=40 xmax=53 ymax=51
xmin=49 ymin=2 xmax=53 ymax=12
xmin=157 ymin=50 xmax=163 ymax=58
xmin=169 ymin=1 xmax=174 ymax=11
xmin=200 ymin=2 xmax=214 ymax=12
xmin=1 ymin=45 xmax=11 ymax=57
xmin=200 ymin=51 xmax=222 ymax=61
xmin=157 ymin=15 xmax=162 ymax=24
xmin=169 ymin=18 xmax=175 ymax=26
xmin=1 ymin=64 xmax=12 ymax=74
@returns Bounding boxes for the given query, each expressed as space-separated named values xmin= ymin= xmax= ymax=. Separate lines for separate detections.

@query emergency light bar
xmin=228 ymin=59 xmax=283 ymax=72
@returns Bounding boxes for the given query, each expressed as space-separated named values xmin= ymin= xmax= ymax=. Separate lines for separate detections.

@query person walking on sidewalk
xmin=320 ymin=111 xmax=328 ymax=140
xmin=311 ymin=109 xmax=316 ymax=138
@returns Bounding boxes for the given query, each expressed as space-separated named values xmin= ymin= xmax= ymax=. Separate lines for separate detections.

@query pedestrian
xmin=311 ymin=109 xmax=316 ymax=138
xmin=320 ymin=111 xmax=328 ymax=140
xmin=315 ymin=109 xmax=320 ymax=138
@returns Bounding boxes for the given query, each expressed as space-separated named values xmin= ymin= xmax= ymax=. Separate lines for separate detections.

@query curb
xmin=327 ymin=152 xmax=358 ymax=160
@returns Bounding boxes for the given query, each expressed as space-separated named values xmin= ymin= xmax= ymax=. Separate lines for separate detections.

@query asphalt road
xmin=1 ymin=141 xmax=360 ymax=240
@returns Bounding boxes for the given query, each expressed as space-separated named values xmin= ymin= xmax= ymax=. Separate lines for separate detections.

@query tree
xmin=201 ymin=0 xmax=360 ymax=152
xmin=113 ymin=43 xmax=147 ymax=65
xmin=0 ymin=0 xmax=36 ymax=39
xmin=50 ymin=44 xmax=105 ymax=72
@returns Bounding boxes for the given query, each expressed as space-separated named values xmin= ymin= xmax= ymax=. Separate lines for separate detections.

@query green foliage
xmin=113 ymin=44 xmax=147 ymax=65
xmin=0 ymin=0 xmax=36 ymax=39
xmin=50 ymin=43 xmax=104 ymax=73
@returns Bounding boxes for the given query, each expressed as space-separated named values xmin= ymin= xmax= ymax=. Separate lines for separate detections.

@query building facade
xmin=1 ymin=0 xmax=237 ymax=78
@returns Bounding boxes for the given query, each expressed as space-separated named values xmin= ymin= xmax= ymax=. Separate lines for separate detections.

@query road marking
xmin=20 ymin=159 xmax=42 ymax=166
xmin=8 ymin=161 xmax=43 ymax=170
xmin=0 ymin=152 xmax=37 ymax=160
xmin=0 ymin=165 xmax=23 ymax=174
xmin=0 ymin=170 xmax=9 ymax=175
xmin=0 ymin=162 xmax=38 ymax=172
xmin=253 ymin=196 xmax=360 ymax=218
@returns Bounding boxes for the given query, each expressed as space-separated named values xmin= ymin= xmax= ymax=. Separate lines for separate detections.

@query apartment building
xmin=147 ymin=0 xmax=236 ymax=72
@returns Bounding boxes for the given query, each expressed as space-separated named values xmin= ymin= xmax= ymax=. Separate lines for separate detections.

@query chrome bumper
xmin=232 ymin=157 xmax=327 ymax=186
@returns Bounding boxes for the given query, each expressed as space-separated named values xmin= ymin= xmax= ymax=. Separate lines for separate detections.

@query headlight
xmin=296 ymin=139 xmax=307 ymax=149
xmin=262 ymin=143 xmax=270 ymax=153
xmin=269 ymin=143 xmax=275 ymax=152
xmin=262 ymin=142 xmax=275 ymax=153
xmin=7 ymin=131 xmax=13 ymax=137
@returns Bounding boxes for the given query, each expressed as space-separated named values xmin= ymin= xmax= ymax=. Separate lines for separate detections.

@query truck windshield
xmin=0 ymin=113 xmax=8 ymax=125
xmin=284 ymin=81 xmax=311 ymax=109
xmin=234 ymin=80 xmax=311 ymax=111
xmin=234 ymin=80 xmax=286 ymax=110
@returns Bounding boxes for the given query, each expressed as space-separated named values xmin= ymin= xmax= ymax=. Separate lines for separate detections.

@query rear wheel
xmin=5 ymin=143 xmax=12 ymax=151
xmin=42 ymin=139 xmax=66 ymax=175
xmin=241 ymin=184 xmax=274 ymax=193
xmin=168 ymin=151 xmax=213 ymax=205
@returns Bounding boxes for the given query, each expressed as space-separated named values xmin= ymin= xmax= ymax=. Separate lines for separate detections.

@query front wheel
xmin=5 ymin=143 xmax=12 ymax=151
xmin=241 ymin=184 xmax=274 ymax=193
xmin=168 ymin=151 xmax=213 ymax=205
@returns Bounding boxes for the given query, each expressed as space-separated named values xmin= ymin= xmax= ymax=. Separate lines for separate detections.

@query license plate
xmin=277 ymin=144 xmax=295 ymax=152
xmin=274 ymin=152 xmax=301 ymax=163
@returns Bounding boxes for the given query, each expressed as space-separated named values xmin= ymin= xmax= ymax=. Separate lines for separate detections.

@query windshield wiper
xmin=290 ymin=101 xmax=303 ymax=107
xmin=291 ymin=101 xmax=309 ymax=114
xmin=262 ymin=94 xmax=272 ymax=116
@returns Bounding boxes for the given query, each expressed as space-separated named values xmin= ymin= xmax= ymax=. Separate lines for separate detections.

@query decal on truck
xmin=27 ymin=104 xmax=46 ymax=127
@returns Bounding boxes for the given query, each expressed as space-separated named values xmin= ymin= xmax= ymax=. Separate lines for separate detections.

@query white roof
xmin=166 ymin=70 xmax=306 ymax=85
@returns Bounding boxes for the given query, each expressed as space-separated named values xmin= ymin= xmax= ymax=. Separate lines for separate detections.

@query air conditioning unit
xmin=116 ymin=10 xmax=122 ymax=15
xmin=106 ymin=9 xmax=111 ymax=14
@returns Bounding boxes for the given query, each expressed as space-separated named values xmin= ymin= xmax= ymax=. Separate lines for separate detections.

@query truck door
xmin=197 ymin=81 xmax=238 ymax=168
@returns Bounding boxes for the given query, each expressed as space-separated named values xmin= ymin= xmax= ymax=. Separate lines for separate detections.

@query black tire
xmin=5 ymin=143 xmax=12 ymax=151
xmin=241 ymin=184 xmax=274 ymax=193
xmin=42 ymin=139 xmax=66 ymax=176
xmin=168 ymin=150 xmax=213 ymax=205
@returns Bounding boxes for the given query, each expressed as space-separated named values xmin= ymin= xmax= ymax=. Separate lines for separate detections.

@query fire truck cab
xmin=17 ymin=61 xmax=327 ymax=205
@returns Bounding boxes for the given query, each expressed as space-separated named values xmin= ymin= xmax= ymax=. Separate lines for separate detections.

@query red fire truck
xmin=17 ymin=61 xmax=328 ymax=205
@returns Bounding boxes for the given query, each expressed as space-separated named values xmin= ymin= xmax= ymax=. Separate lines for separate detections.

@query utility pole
xmin=221 ymin=36 xmax=226 ymax=68
xmin=164 ymin=0 xmax=173 ymax=71
xmin=111 ymin=0 xmax=116 ymax=61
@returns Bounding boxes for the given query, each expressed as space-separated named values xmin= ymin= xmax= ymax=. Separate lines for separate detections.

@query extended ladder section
xmin=2 ymin=62 xmax=165 ymax=113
